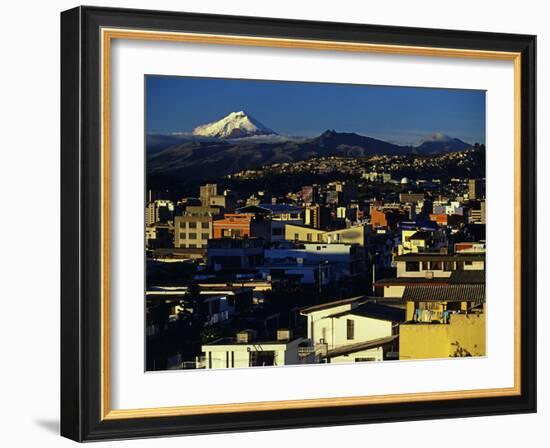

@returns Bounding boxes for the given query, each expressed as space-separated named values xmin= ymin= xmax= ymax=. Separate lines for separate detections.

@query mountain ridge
xmin=147 ymin=111 xmax=478 ymax=182
xmin=147 ymin=128 xmax=476 ymax=182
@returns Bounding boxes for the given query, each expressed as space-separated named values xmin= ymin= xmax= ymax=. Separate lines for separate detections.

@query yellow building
xmin=285 ymin=223 xmax=368 ymax=246
xmin=399 ymin=312 xmax=486 ymax=359
xmin=399 ymin=283 xmax=486 ymax=359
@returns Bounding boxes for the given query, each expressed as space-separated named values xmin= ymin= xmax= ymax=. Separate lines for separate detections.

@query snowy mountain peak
xmin=425 ymin=132 xmax=454 ymax=142
xmin=192 ymin=111 xmax=276 ymax=139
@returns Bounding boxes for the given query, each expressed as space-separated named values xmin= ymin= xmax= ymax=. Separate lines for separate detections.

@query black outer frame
xmin=60 ymin=6 xmax=537 ymax=442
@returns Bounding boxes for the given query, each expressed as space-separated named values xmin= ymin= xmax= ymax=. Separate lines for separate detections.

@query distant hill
xmin=147 ymin=129 xmax=416 ymax=181
xmin=414 ymin=133 xmax=471 ymax=154
xmin=147 ymin=113 xmax=477 ymax=184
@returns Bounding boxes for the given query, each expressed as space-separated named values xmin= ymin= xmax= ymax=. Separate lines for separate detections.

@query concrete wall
xmin=202 ymin=340 xmax=303 ymax=369
xmin=399 ymin=312 xmax=486 ymax=360
xmin=383 ymin=284 xmax=407 ymax=298
xmin=395 ymin=260 xmax=484 ymax=278
xmin=308 ymin=308 xmax=392 ymax=350
xmin=285 ymin=224 xmax=367 ymax=246
xmin=331 ymin=347 xmax=383 ymax=363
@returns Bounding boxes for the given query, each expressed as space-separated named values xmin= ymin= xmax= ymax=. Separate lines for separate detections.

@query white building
xmin=201 ymin=330 xmax=305 ymax=369
xmin=393 ymin=253 xmax=485 ymax=279
xmin=301 ymin=298 xmax=404 ymax=363
xmin=397 ymin=228 xmax=447 ymax=255
xmin=263 ymin=243 xmax=364 ymax=281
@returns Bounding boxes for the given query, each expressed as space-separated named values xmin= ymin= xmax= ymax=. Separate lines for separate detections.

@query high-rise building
xmin=200 ymin=184 xmax=218 ymax=205
xmin=468 ymin=179 xmax=485 ymax=200
xmin=145 ymin=200 xmax=174 ymax=226
xmin=300 ymin=186 xmax=318 ymax=205
xmin=305 ymin=204 xmax=330 ymax=229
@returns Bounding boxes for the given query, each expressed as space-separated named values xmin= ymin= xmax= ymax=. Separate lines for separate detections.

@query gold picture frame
xmin=61 ymin=6 xmax=536 ymax=441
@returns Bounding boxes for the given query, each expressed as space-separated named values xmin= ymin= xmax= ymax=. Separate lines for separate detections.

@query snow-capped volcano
xmin=424 ymin=132 xmax=455 ymax=142
xmin=415 ymin=132 xmax=471 ymax=154
xmin=192 ymin=111 xmax=276 ymax=139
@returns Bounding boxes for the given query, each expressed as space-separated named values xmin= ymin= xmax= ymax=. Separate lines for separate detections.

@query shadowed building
xmin=212 ymin=213 xmax=270 ymax=240
xmin=174 ymin=206 xmax=220 ymax=249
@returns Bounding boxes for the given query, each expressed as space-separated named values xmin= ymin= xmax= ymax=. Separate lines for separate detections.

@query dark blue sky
xmin=146 ymin=76 xmax=485 ymax=145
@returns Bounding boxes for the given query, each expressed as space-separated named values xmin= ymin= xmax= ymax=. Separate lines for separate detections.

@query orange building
xmin=213 ymin=214 xmax=254 ymax=239
xmin=429 ymin=213 xmax=464 ymax=227
xmin=370 ymin=208 xmax=408 ymax=230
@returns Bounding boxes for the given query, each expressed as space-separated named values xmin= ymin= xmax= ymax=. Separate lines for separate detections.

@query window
xmin=208 ymin=352 xmax=212 ymax=369
xmin=179 ymin=222 xmax=185 ymax=228
xmin=422 ymin=261 xmax=429 ymax=270
xmin=465 ymin=260 xmax=473 ymax=266
xmin=355 ymin=357 xmax=376 ymax=362
xmin=179 ymin=232 xmax=186 ymax=239
xmin=231 ymin=351 xmax=235 ymax=368
xmin=307 ymin=233 xmax=312 ymax=241
xmin=456 ymin=261 xmax=464 ymax=271
xmin=347 ymin=319 xmax=355 ymax=340
xmin=201 ymin=222 xmax=209 ymax=229
xmin=189 ymin=233 xmax=197 ymax=239
xmin=294 ymin=233 xmax=299 ymax=241
xmin=188 ymin=222 xmax=197 ymax=229
xmin=430 ymin=261 xmax=443 ymax=270
xmin=226 ymin=351 xmax=229 ymax=368
xmin=249 ymin=350 xmax=275 ymax=367
xmin=201 ymin=233 xmax=209 ymax=240
xmin=405 ymin=261 xmax=420 ymax=272
xmin=188 ymin=243 xmax=196 ymax=248
xmin=317 ymin=234 xmax=323 ymax=242
xmin=444 ymin=261 xmax=454 ymax=271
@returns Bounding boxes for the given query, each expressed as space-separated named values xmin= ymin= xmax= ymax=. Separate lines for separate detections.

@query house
xmin=393 ymin=253 xmax=485 ymax=278
xmin=236 ymin=204 xmax=303 ymax=241
xmin=399 ymin=192 xmax=425 ymax=204
xmin=300 ymin=298 xmax=405 ymax=363
xmin=399 ymin=282 xmax=486 ymax=359
xmin=174 ymin=206 xmax=220 ymax=249
xmin=257 ymin=259 xmax=332 ymax=287
xmin=212 ymin=213 xmax=270 ymax=240
xmin=455 ymin=241 xmax=486 ymax=253
xmin=260 ymin=242 xmax=365 ymax=285
xmin=206 ymin=238 xmax=264 ymax=270
xmin=397 ymin=228 xmax=447 ymax=255
xmin=284 ymin=223 xmax=368 ymax=246
xmin=428 ymin=213 xmax=464 ymax=227
xmin=146 ymin=285 xmax=253 ymax=325
xmin=370 ymin=206 xmax=410 ymax=230
xmin=200 ymin=329 xmax=305 ymax=369
xmin=375 ymin=259 xmax=485 ymax=295
xmin=145 ymin=222 xmax=174 ymax=249
xmin=198 ymin=294 xmax=236 ymax=326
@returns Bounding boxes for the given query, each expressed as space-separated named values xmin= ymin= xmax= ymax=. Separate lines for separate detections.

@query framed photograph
xmin=60 ymin=6 xmax=536 ymax=441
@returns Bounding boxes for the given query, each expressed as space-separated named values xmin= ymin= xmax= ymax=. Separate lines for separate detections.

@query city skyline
xmin=145 ymin=75 xmax=487 ymax=372
xmin=146 ymin=76 xmax=486 ymax=146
